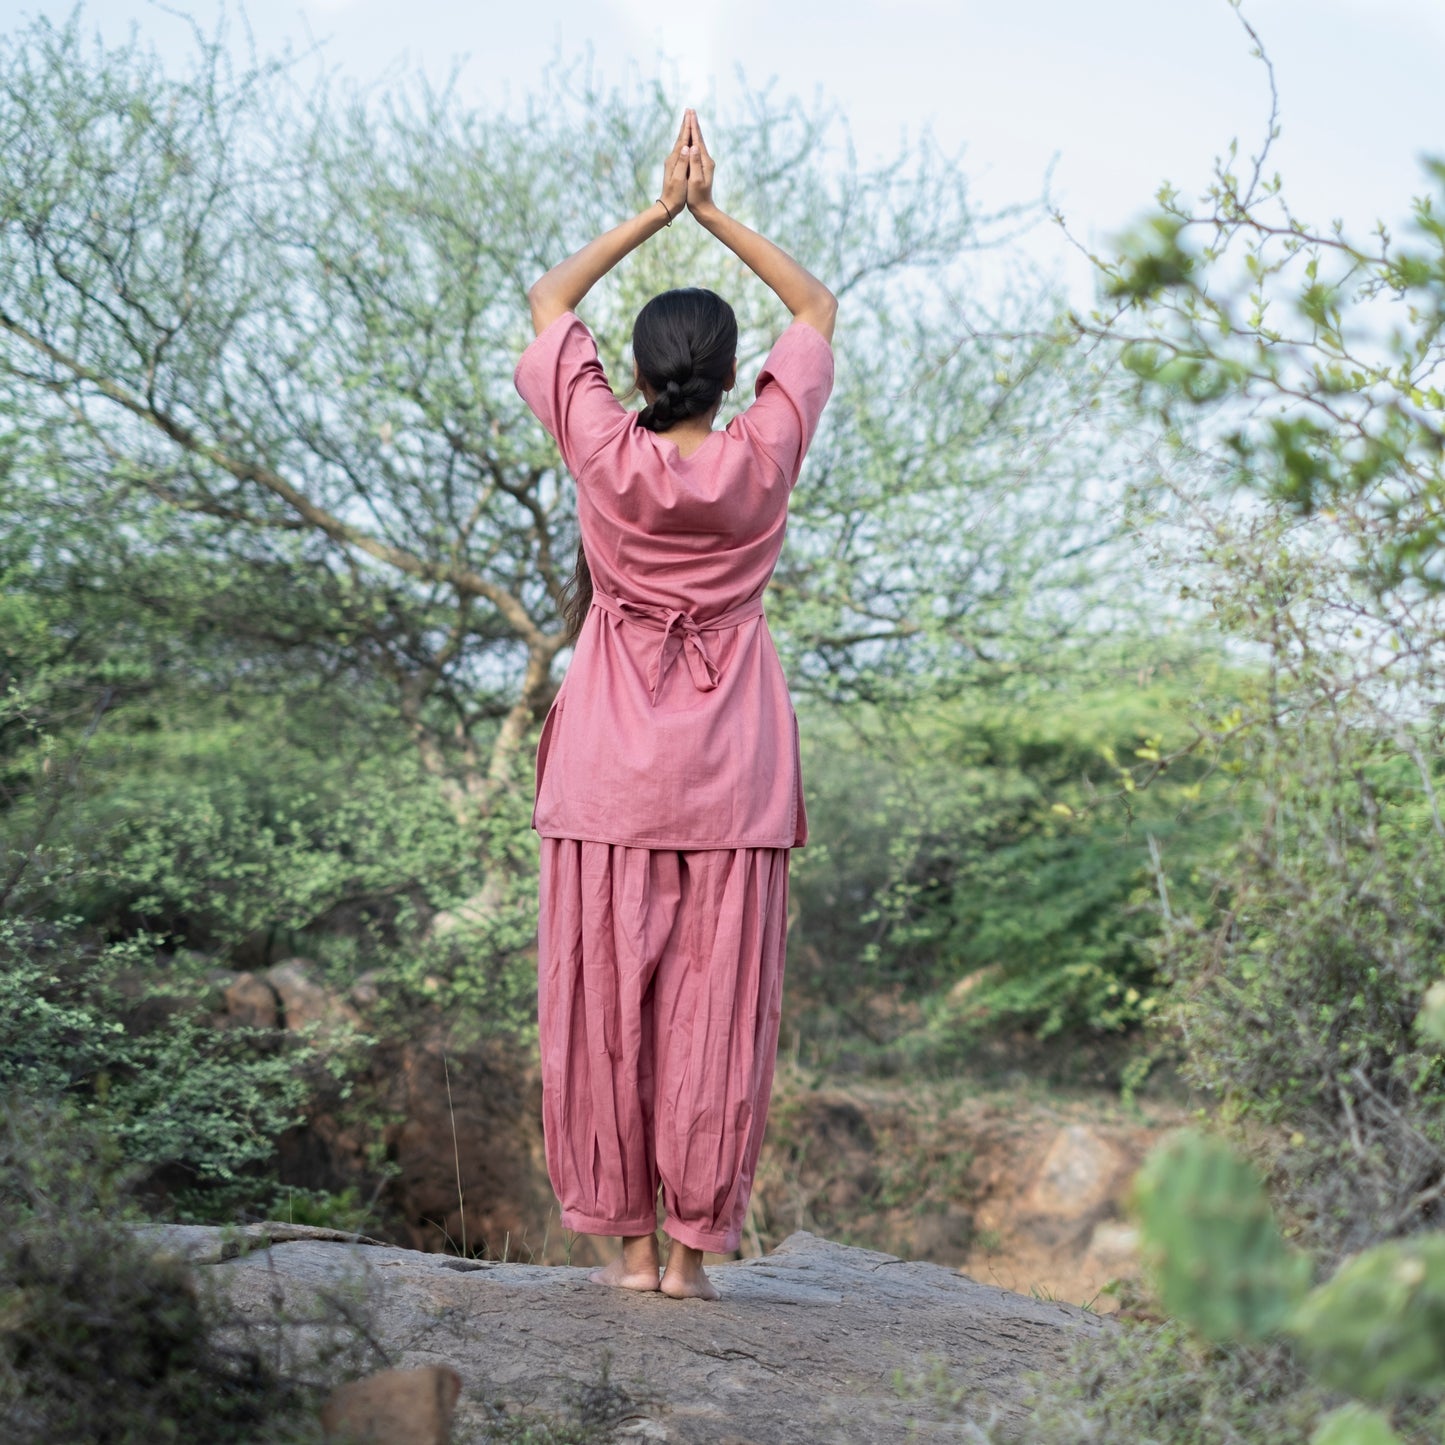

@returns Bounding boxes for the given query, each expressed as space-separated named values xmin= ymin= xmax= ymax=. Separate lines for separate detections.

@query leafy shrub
xmin=975 ymin=1321 xmax=1350 ymax=1445
xmin=790 ymin=655 xmax=1237 ymax=1052
xmin=1072 ymin=30 xmax=1445 ymax=1257
xmin=0 ymin=1099 xmax=339 ymax=1444
xmin=6 ymin=678 xmax=545 ymax=1030
xmin=13 ymin=701 xmax=481 ymax=961
xmin=1148 ymin=721 xmax=1445 ymax=1257
xmin=0 ymin=914 xmax=316 ymax=1212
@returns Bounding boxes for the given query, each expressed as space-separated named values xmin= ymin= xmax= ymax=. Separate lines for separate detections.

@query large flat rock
xmin=160 ymin=1226 xmax=1112 ymax=1442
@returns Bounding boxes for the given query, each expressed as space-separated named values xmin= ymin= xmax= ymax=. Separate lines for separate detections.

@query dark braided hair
xmin=560 ymin=288 xmax=738 ymax=643
xmin=633 ymin=287 xmax=738 ymax=432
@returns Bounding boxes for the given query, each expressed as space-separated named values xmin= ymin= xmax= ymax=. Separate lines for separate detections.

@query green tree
xmin=1068 ymin=6 xmax=1445 ymax=1256
xmin=0 ymin=15 xmax=1125 ymax=854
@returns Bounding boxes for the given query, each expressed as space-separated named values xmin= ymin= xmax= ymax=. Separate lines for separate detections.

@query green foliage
xmin=1106 ymin=213 xmax=1198 ymax=302
xmin=1148 ymin=717 xmax=1445 ymax=1254
xmin=0 ymin=687 xmax=346 ymax=1214
xmin=970 ymin=1318 xmax=1351 ymax=1445
xmin=0 ymin=1100 xmax=341 ymax=1444
xmin=1089 ymin=134 xmax=1445 ymax=591
xmin=791 ymin=649 xmax=1236 ymax=1051
xmin=5 ymin=690 xmax=481 ymax=956
xmin=1023 ymin=24 xmax=1445 ymax=1437
xmin=955 ymin=1306 xmax=1443 ymax=1445
xmin=1132 ymin=1130 xmax=1313 ymax=1342
xmin=0 ymin=914 xmax=314 ymax=1198
xmin=1080 ymin=29 xmax=1445 ymax=1259
xmin=268 ymin=1186 xmax=380 ymax=1237
xmin=1289 ymin=1237 xmax=1445 ymax=1406
xmin=1131 ymin=1116 xmax=1445 ymax=1441
xmin=374 ymin=780 xmax=543 ymax=1036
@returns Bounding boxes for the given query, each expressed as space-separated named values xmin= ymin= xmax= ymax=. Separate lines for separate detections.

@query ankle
xmin=620 ymin=1232 xmax=659 ymax=1267
xmin=665 ymin=1241 xmax=706 ymax=1274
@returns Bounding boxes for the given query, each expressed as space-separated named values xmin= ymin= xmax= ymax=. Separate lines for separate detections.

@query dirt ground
xmin=744 ymin=1059 xmax=1197 ymax=1314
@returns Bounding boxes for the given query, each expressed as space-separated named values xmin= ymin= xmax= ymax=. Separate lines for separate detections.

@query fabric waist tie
xmin=591 ymin=589 xmax=765 ymax=707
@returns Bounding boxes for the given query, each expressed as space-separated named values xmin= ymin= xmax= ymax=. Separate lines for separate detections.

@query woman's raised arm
xmin=525 ymin=114 xmax=692 ymax=336
xmin=683 ymin=109 xmax=838 ymax=344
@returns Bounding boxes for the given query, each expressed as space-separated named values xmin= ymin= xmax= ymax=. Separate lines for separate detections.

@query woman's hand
xmin=684 ymin=109 xmax=715 ymax=215
xmin=660 ymin=111 xmax=690 ymax=219
xmin=525 ymin=120 xmax=686 ymax=334
xmin=687 ymin=108 xmax=837 ymax=341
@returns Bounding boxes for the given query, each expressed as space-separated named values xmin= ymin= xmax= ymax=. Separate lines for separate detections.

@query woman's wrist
xmin=640 ymin=201 xmax=674 ymax=237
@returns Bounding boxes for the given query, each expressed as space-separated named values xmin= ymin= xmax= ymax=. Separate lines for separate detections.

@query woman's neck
xmin=661 ymin=409 xmax=720 ymax=457
xmin=665 ymin=420 xmax=714 ymax=458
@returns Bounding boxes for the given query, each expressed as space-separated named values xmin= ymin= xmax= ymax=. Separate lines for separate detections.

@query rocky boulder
xmin=140 ymin=1224 xmax=1114 ymax=1443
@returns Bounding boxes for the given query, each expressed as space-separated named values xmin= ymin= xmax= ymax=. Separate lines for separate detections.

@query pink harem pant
xmin=536 ymin=839 xmax=789 ymax=1254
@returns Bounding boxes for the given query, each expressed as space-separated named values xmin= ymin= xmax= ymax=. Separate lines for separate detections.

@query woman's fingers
xmin=689 ymin=108 xmax=712 ymax=164
xmin=660 ymin=111 xmax=689 ymax=177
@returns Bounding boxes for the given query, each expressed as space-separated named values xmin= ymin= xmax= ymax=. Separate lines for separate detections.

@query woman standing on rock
xmin=514 ymin=109 xmax=836 ymax=1299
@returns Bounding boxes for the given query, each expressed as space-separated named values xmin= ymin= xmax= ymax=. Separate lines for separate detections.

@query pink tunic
xmin=514 ymin=310 xmax=835 ymax=849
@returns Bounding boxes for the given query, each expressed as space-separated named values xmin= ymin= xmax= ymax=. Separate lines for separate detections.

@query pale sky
xmin=14 ymin=0 xmax=1445 ymax=303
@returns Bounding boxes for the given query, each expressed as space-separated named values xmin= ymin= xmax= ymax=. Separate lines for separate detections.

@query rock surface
xmin=320 ymin=1365 xmax=462 ymax=1444
xmin=265 ymin=958 xmax=361 ymax=1037
xmin=961 ymin=1112 xmax=1183 ymax=1310
xmin=147 ymin=1225 xmax=1114 ymax=1443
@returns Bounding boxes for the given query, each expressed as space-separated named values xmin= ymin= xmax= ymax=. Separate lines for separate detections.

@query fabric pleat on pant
xmin=536 ymin=839 xmax=789 ymax=1254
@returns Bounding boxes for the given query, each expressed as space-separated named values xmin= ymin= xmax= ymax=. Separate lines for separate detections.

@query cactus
xmin=1286 ymin=1236 xmax=1445 ymax=1404
xmin=1131 ymin=1127 xmax=1313 ymax=1342
xmin=1415 ymin=978 xmax=1445 ymax=1050
xmin=1309 ymin=1402 xmax=1406 ymax=1445
xmin=1133 ymin=1124 xmax=1445 ymax=1439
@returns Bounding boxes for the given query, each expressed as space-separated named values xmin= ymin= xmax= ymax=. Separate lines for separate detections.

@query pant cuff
xmin=560 ymin=1207 xmax=660 ymax=1239
xmin=663 ymin=1216 xmax=739 ymax=1254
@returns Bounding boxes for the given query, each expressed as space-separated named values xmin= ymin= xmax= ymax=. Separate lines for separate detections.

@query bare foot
xmin=588 ymin=1233 xmax=661 ymax=1292
xmin=660 ymin=1241 xmax=720 ymax=1300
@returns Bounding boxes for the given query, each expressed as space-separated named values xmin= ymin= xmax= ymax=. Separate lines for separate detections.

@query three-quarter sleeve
xmin=736 ymin=320 xmax=835 ymax=486
xmin=514 ymin=311 xmax=628 ymax=478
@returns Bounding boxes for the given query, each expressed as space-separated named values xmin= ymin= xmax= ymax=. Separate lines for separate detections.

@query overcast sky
xmin=14 ymin=0 xmax=1445 ymax=302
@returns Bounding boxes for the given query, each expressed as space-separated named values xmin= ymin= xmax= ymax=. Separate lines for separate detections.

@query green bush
xmin=1149 ymin=722 xmax=1445 ymax=1257
xmin=0 ymin=1100 xmax=343 ymax=1444
xmin=790 ymin=654 xmax=1237 ymax=1051
xmin=0 ymin=914 xmax=317 ymax=1210
xmin=12 ymin=700 xmax=480 ymax=959
xmin=5 ymin=678 xmax=544 ymax=1025
xmin=1072 ymin=52 xmax=1445 ymax=1262
xmin=974 ymin=1320 xmax=1352 ymax=1445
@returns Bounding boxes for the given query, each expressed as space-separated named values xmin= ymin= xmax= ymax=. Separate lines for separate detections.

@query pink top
xmin=514 ymin=309 xmax=835 ymax=848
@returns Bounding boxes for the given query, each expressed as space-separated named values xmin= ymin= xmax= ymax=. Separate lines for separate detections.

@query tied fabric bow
xmin=591 ymin=590 xmax=764 ymax=706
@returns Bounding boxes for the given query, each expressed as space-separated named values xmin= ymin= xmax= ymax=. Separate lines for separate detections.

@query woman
xmin=514 ymin=109 xmax=836 ymax=1300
